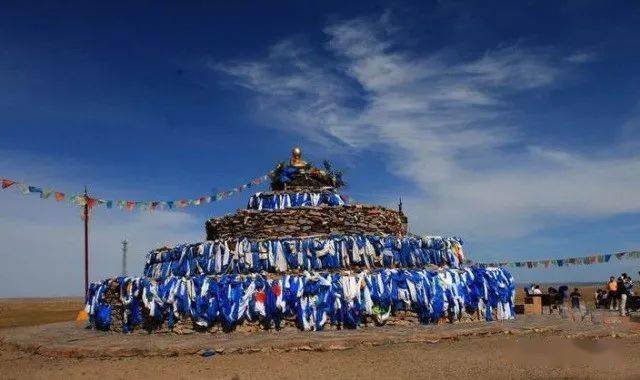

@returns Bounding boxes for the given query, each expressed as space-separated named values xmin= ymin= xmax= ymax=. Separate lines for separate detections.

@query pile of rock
xmin=206 ymin=204 xmax=408 ymax=240
xmin=100 ymin=282 xmax=125 ymax=332
xmin=84 ymin=148 xmax=517 ymax=335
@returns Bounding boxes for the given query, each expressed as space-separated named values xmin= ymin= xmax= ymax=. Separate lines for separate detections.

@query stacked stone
xmin=205 ymin=204 xmax=407 ymax=240
xmin=85 ymin=148 xmax=516 ymax=333
xmin=143 ymin=235 xmax=465 ymax=278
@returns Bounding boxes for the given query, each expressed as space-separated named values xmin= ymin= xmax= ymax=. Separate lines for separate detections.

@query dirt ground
xmin=2 ymin=332 xmax=640 ymax=379
xmin=0 ymin=298 xmax=83 ymax=329
xmin=2 ymin=292 xmax=639 ymax=380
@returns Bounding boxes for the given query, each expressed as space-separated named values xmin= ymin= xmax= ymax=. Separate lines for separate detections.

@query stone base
xmin=2 ymin=315 xmax=638 ymax=359
xmin=143 ymin=309 xmax=485 ymax=335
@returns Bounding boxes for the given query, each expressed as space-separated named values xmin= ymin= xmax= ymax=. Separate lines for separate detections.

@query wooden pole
xmin=84 ymin=186 xmax=89 ymax=297
xmin=76 ymin=187 xmax=91 ymax=321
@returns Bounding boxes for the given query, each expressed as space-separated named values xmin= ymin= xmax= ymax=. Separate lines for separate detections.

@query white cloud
xmin=215 ymin=14 xmax=640 ymax=240
xmin=565 ymin=50 xmax=598 ymax=64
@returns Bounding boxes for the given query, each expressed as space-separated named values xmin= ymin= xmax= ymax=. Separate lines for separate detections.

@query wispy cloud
xmin=215 ymin=14 xmax=640 ymax=239
xmin=565 ymin=50 xmax=598 ymax=63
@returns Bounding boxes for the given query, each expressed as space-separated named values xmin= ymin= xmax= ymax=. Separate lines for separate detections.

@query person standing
xmin=623 ymin=273 xmax=634 ymax=295
xmin=559 ymin=285 xmax=570 ymax=318
xmin=570 ymin=288 xmax=583 ymax=321
xmin=608 ymin=276 xmax=618 ymax=311
xmin=619 ymin=273 xmax=633 ymax=316
xmin=532 ymin=285 xmax=542 ymax=295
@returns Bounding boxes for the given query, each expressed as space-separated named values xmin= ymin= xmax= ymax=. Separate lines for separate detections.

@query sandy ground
xmin=2 ymin=289 xmax=638 ymax=380
xmin=0 ymin=298 xmax=83 ymax=329
xmin=2 ymin=332 xmax=640 ymax=379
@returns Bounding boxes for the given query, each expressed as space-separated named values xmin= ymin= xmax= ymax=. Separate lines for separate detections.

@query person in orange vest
xmin=607 ymin=276 xmax=618 ymax=311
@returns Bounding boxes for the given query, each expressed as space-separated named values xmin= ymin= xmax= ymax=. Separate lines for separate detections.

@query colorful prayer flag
xmin=0 ymin=170 xmax=272 ymax=211
xmin=1 ymin=179 xmax=15 ymax=189
xmin=85 ymin=197 xmax=96 ymax=209
xmin=41 ymin=189 xmax=53 ymax=199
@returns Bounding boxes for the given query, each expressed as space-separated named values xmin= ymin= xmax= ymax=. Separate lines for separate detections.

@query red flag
xmin=255 ymin=291 xmax=266 ymax=303
xmin=86 ymin=197 xmax=97 ymax=209
xmin=272 ymin=283 xmax=282 ymax=297
xmin=54 ymin=192 xmax=65 ymax=201
xmin=1 ymin=179 xmax=15 ymax=189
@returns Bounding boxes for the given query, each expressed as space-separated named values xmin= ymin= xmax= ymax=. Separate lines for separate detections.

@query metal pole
xmin=121 ymin=239 xmax=128 ymax=276
xmin=84 ymin=186 xmax=89 ymax=297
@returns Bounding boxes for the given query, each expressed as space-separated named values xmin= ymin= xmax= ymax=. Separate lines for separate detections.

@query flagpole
xmin=76 ymin=186 xmax=91 ymax=322
xmin=83 ymin=186 xmax=89 ymax=297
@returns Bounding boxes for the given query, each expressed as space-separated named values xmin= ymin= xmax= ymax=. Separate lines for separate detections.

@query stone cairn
xmin=85 ymin=148 xmax=516 ymax=333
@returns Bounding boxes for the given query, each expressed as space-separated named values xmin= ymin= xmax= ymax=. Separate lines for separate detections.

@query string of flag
xmin=473 ymin=250 xmax=640 ymax=269
xmin=0 ymin=172 xmax=273 ymax=211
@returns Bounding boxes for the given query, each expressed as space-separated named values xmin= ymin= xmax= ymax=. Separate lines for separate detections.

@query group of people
xmin=596 ymin=273 xmax=635 ymax=316
xmin=526 ymin=284 xmax=586 ymax=320
xmin=526 ymin=272 xmax=638 ymax=319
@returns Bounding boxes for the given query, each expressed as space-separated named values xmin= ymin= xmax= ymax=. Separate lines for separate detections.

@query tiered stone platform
xmin=83 ymin=148 xmax=515 ymax=334
xmin=4 ymin=315 xmax=639 ymax=358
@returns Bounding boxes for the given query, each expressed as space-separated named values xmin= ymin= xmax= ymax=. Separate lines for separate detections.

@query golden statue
xmin=289 ymin=146 xmax=308 ymax=168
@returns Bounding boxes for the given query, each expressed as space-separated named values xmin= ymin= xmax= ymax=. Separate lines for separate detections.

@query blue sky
xmin=1 ymin=1 xmax=640 ymax=296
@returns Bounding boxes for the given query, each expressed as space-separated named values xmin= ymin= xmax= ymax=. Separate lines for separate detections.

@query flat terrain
xmin=0 ymin=298 xmax=83 ymax=329
xmin=2 ymin=326 xmax=640 ymax=379
xmin=1 ymin=291 xmax=638 ymax=379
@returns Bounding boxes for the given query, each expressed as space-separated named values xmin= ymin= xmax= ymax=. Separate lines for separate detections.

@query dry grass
xmin=0 ymin=298 xmax=83 ymax=329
